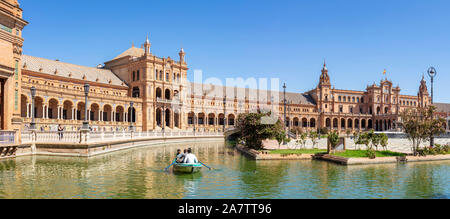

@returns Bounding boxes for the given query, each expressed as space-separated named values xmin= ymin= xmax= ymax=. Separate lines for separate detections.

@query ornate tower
xmin=179 ymin=48 xmax=185 ymax=64
xmin=144 ymin=35 xmax=151 ymax=56
xmin=418 ymin=75 xmax=430 ymax=108
xmin=0 ymin=0 xmax=28 ymax=132
xmin=317 ymin=62 xmax=332 ymax=113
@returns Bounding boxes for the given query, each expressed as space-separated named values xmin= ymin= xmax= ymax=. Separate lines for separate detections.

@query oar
xmin=199 ymin=161 xmax=213 ymax=170
xmin=164 ymin=159 xmax=176 ymax=171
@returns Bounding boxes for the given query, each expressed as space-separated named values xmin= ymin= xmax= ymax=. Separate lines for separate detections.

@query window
xmin=166 ymin=72 xmax=169 ymax=82
xmin=132 ymin=71 xmax=135 ymax=81
xmin=132 ymin=87 xmax=140 ymax=98
xmin=136 ymin=70 xmax=140 ymax=81
xmin=338 ymin=96 xmax=342 ymax=102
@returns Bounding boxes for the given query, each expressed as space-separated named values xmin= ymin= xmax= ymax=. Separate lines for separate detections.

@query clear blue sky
xmin=21 ymin=0 xmax=450 ymax=103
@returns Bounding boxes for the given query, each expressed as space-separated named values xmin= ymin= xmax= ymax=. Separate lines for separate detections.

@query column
xmin=112 ymin=111 xmax=115 ymax=122
xmin=72 ymin=108 xmax=75 ymax=120
xmin=26 ymin=103 xmax=30 ymax=118
xmin=99 ymin=110 xmax=102 ymax=122
xmin=42 ymin=105 xmax=45 ymax=119
xmin=57 ymin=106 xmax=61 ymax=120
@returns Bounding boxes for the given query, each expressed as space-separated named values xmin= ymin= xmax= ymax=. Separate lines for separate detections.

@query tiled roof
xmin=186 ymin=82 xmax=316 ymax=105
xmin=22 ymin=55 xmax=127 ymax=87
xmin=112 ymin=47 xmax=145 ymax=60
xmin=434 ymin=103 xmax=450 ymax=113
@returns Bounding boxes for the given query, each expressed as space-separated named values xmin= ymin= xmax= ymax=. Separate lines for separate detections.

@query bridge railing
xmin=20 ymin=130 xmax=223 ymax=144
xmin=0 ymin=131 xmax=16 ymax=145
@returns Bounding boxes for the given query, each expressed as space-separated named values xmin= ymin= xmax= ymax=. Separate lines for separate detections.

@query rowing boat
xmin=173 ymin=163 xmax=202 ymax=173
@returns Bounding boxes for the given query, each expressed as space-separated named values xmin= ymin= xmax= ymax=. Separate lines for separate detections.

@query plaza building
xmin=1 ymin=0 xmax=449 ymax=143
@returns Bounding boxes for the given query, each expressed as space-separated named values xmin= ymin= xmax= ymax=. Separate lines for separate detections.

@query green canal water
xmin=0 ymin=141 xmax=449 ymax=199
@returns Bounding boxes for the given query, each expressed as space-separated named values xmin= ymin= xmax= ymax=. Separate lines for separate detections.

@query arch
xmin=63 ymin=100 xmax=74 ymax=120
xmin=20 ymin=94 xmax=28 ymax=118
xmin=355 ymin=119 xmax=360 ymax=130
xmin=293 ymin=117 xmax=299 ymax=127
xmin=361 ymin=119 xmax=366 ymax=129
xmin=156 ymin=108 xmax=162 ymax=126
xmin=188 ymin=112 xmax=195 ymax=125
xmin=368 ymin=119 xmax=373 ymax=129
xmin=310 ymin=118 xmax=316 ymax=128
xmin=208 ymin=113 xmax=215 ymax=126
xmin=48 ymin=98 xmax=59 ymax=119
xmin=384 ymin=107 xmax=389 ymax=114
xmin=156 ymin=87 xmax=162 ymax=99
xmin=165 ymin=109 xmax=171 ymax=127
xmin=377 ymin=107 xmax=381 ymax=115
xmin=90 ymin=103 xmax=100 ymax=121
xmin=218 ymin=113 xmax=225 ymax=126
xmin=228 ymin=114 xmax=236 ymax=126
xmin=76 ymin=102 xmax=85 ymax=121
xmin=341 ymin=118 xmax=346 ymax=129
xmin=347 ymin=119 xmax=353 ymax=129
xmin=132 ymin=87 xmax=140 ymax=98
xmin=325 ymin=118 xmax=331 ymax=129
xmin=302 ymin=118 xmax=308 ymax=128
xmin=198 ymin=113 xmax=205 ymax=125
xmin=165 ymin=89 xmax=171 ymax=100
xmin=34 ymin=96 xmax=44 ymax=119
xmin=174 ymin=111 xmax=180 ymax=128
xmin=128 ymin=106 xmax=137 ymax=123
xmin=333 ymin=118 xmax=338 ymax=129
xmin=115 ymin=105 xmax=124 ymax=122
xmin=103 ymin=104 xmax=112 ymax=122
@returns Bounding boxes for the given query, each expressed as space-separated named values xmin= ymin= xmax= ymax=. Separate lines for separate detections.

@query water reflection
xmin=0 ymin=141 xmax=449 ymax=199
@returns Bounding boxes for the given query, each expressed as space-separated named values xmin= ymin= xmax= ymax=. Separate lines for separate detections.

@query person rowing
xmin=183 ymin=148 xmax=198 ymax=164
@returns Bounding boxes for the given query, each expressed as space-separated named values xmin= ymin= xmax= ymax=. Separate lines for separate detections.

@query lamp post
xmin=427 ymin=67 xmax=436 ymax=104
xmin=283 ymin=83 xmax=287 ymax=129
xmin=283 ymin=83 xmax=287 ymax=144
xmin=129 ymin=101 xmax=135 ymax=132
xmin=81 ymin=84 xmax=90 ymax=131
xmin=29 ymin=86 xmax=36 ymax=130
xmin=223 ymin=96 xmax=227 ymax=132
xmin=428 ymin=67 xmax=437 ymax=147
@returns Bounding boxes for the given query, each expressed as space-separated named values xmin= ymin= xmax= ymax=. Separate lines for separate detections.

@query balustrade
xmin=20 ymin=129 xmax=223 ymax=144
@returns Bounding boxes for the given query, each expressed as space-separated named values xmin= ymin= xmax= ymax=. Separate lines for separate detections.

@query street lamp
xmin=129 ymin=101 xmax=135 ymax=132
xmin=81 ymin=84 xmax=90 ymax=131
xmin=29 ymin=86 xmax=36 ymax=130
xmin=427 ymin=67 xmax=436 ymax=104
xmin=427 ymin=67 xmax=437 ymax=147
xmin=283 ymin=83 xmax=287 ymax=128
xmin=223 ymin=96 xmax=227 ymax=132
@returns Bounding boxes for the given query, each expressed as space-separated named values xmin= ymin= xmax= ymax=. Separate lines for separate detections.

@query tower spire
xmin=144 ymin=34 xmax=151 ymax=55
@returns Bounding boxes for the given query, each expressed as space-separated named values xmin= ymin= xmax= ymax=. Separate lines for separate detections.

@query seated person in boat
xmin=176 ymin=149 xmax=187 ymax=163
xmin=183 ymin=148 xmax=198 ymax=164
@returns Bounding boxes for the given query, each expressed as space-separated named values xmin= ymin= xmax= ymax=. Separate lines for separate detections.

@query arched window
xmin=166 ymin=72 xmax=169 ymax=82
xmin=136 ymin=70 xmax=140 ymax=81
xmin=132 ymin=87 xmax=140 ymax=98
xmin=132 ymin=71 xmax=135 ymax=81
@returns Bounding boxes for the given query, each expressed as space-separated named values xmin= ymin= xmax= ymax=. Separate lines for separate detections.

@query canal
xmin=0 ymin=141 xmax=449 ymax=199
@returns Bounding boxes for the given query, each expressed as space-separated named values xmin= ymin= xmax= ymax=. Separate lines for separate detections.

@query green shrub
xmin=367 ymin=149 xmax=376 ymax=159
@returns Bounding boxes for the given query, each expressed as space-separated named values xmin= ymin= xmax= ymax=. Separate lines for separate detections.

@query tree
xmin=309 ymin=131 xmax=319 ymax=149
xmin=297 ymin=132 xmax=308 ymax=149
xmin=327 ymin=131 xmax=340 ymax=154
xmin=353 ymin=131 xmax=360 ymax=150
xmin=237 ymin=111 xmax=286 ymax=150
xmin=380 ymin=133 xmax=388 ymax=151
xmin=401 ymin=106 xmax=445 ymax=156
xmin=357 ymin=132 xmax=370 ymax=150
xmin=423 ymin=106 xmax=446 ymax=147
xmin=371 ymin=133 xmax=381 ymax=151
